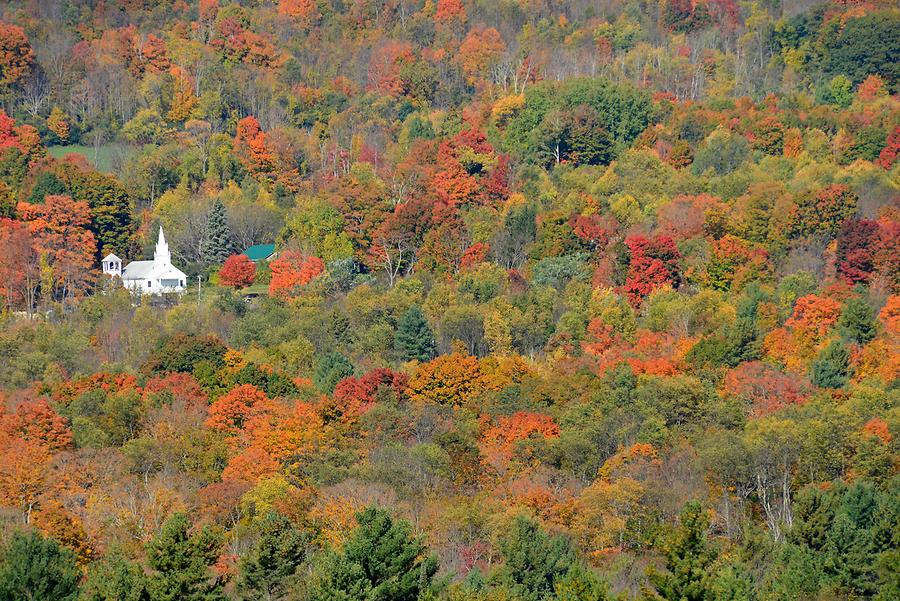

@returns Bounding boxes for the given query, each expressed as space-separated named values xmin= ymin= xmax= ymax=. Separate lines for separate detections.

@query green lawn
xmin=241 ymin=283 xmax=269 ymax=296
xmin=46 ymin=144 xmax=133 ymax=174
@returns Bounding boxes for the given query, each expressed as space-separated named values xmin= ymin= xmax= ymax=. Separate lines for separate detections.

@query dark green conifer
xmin=810 ymin=340 xmax=851 ymax=388
xmin=237 ymin=512 xmax=309 ymax=601
xmin=0 ymin=531 xmax=80 ymax=601
xmin=395 ymin=306 xmax=436 ymax=362
xmin=202 ymin=199 xmax=232 ymax=265
xmin=146 ymin=513 xmax=225 ymax=601
xmin=307 ymin=507 xmax=437 ymax=601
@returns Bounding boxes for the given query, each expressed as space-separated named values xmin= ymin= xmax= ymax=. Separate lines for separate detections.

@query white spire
xmin=155 ymin=226 xmax=171 ymax=265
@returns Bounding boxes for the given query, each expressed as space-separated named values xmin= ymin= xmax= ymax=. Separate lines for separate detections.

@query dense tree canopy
xmin=0 ymin=1 xmax=897 ymax=600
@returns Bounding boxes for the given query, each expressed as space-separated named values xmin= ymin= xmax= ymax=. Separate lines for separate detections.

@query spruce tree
xmin=202 ymin=199 xmax=232 ymax=265
xmin=146 ymin=513 xmax=225 ymax=601
xmin=237 ymin=512 xmax=309 ymax=601
xmin=307 ymin=507 xmax=437 ymax=601
xmin=839 ymin=297 xmax=877 ymax=344
xmin=0 ymin=531 xmax=80 ymax=601
xmin=646 ymin=501 xmax=718 ymax=601
xmin=80 ymin=549 xmax=150 ymax=601
xmin=554 ymin=563 xmax=608 ymax=601
xmin=313 ymin=352 xmax=354 ymax=394
xmin=495 ymin=515 xmax=579 ymax=601
xmin=395 ymin=306 xmax=436 ymax=362
xmin=811 ymin=340 xmax=851 ymax=388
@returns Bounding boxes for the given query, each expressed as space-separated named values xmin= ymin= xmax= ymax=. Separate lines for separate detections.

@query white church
xmin=102 ymin=227 xmax=188 ymax=294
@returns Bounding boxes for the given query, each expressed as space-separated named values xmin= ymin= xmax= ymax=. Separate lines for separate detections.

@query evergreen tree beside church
xmin=202 ymin=199 xmax=232 ymax=266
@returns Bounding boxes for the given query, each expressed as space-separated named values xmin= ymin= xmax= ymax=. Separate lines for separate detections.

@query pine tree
xmin=0 ymin=531 xmax=80 ymax=601
xmin=313 ymin=351 xmax=354 ymax=393
xmin=307 ymin=507 xmax=437 ymax=601
xmin=495 ymin=515 xmax=579 ymax=601
xmin=554 ymin=563 xmax=608 ymax=601
xmin=146 ymin=513 xmax=225 ymax=601
xmin=80 ymin=549 xmax=150 ymax=601
xmin=202 ymin=199 xmax=232 ymax=265
xmin=646 ymin=501 xmax=717 ymax=601
xmin=395 ymin=306 xmax=436 ymax=362
xmin=839 ymin=297 xmax=877 ymax=344
xmin=237 ymin=512 xmax=309 ymax=601
xmin=810 ymin=340 xmax=851 ymax=389
xmin=710 ymin=563 xmax=755 ymax=601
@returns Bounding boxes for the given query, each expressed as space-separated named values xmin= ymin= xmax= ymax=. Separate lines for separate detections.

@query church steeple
xmin=154 ymin=226 xmax=171 ymax=265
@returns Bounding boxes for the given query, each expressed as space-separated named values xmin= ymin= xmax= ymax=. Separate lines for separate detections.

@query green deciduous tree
xmin=59 ymin=165 xmax=135 ymax=258
xmin=692 ymin=128 xmax=749 ymax=176
xmin=506 ymin=78 xmax=654 ymax=167
xmin=821 ymin=12 xmax=900 ymax=92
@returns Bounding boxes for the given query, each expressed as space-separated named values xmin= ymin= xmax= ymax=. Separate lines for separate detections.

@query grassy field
xmin=46 ymin=143 xmax=133 ymax=174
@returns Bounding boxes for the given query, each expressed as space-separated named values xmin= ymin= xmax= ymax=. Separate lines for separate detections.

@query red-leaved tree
xmin=623 ymin=235 xmax=682 ymax=306
xmin=219 ymin=254 xmax=257 ymax=289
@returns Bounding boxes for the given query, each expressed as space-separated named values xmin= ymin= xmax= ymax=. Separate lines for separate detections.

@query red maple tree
xmin=623 ymin=235 xmax=681 ymax=306
xmin=219 ymin=254 xmax=257 ymax=289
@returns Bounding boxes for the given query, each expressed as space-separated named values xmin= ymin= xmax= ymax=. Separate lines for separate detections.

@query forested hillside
xmin=0 ymin=1 xmax=898 ymax=599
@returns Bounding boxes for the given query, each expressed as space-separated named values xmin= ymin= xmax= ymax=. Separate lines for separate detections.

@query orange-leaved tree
xmin=0 ymin=433 xmax=52 ymax=523
xmin=0 ymin=21 xmax=34 ymax=88
xmin=0 ymin=398 xmax=73 ymax=451
xmin=234 ymin=115 xmax=275 ymax=176
xmin=205 ymin=384 xmax=272 ymax=436
xmin=221 ymin=445 xmax=280 ymax=485
xmin=0 ymin=217 xmax=39 ymax=313
xmin=268 ymin=250 xmax=324 ymax=297
xmin=17 ymin=194 xmax=96 ymax=302
xmin=406 ymin=353 xmax=486 ymax=408
xmin=278 ymin=0 xmax=319 ymax=26
xmin=480 ymin=411 xmax=559 ymax=474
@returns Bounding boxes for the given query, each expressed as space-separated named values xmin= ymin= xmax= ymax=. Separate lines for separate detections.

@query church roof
xmin=103 ymin=253 xmax=121 ymax=262
xmin=121 ymin=260 xmax=157 ymax=279
xmin=155 ymin=264 xmax=188 ymax=279
xmin=243 ymin=243 xmax=276 ymax=261
xmin=122 ymin=260 xmax=188 ymax=281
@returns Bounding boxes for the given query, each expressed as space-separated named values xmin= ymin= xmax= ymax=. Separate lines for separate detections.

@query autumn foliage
xmin=1 ymin=398 xmax=73 ymax=451
xmin=623 ymin=235 xmax=682 ymax=305
xmin=480 ymin=412 xmax=559 ymax=463
xmin=218 ymin=254 xmax=256 ymax=289
xmin=0 ymin=21 xmax=34 ymax=87
xmin=0 ymin=2 xmax=897 ymax=599
xmin=205 ymin=384 xmax=272 ymax=436
xmin=407 ymin=354 xmax=486 ymax=408
xmin=268 ymin=250 xmax=324 ymax=297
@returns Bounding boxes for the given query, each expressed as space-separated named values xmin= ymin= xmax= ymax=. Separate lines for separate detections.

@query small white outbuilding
xmin=103 ymin=227 xmax=187 ymax=294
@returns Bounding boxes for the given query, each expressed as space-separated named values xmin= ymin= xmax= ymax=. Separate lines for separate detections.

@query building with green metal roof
xmin=242 ymin=243 xmax=276 ymax=262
